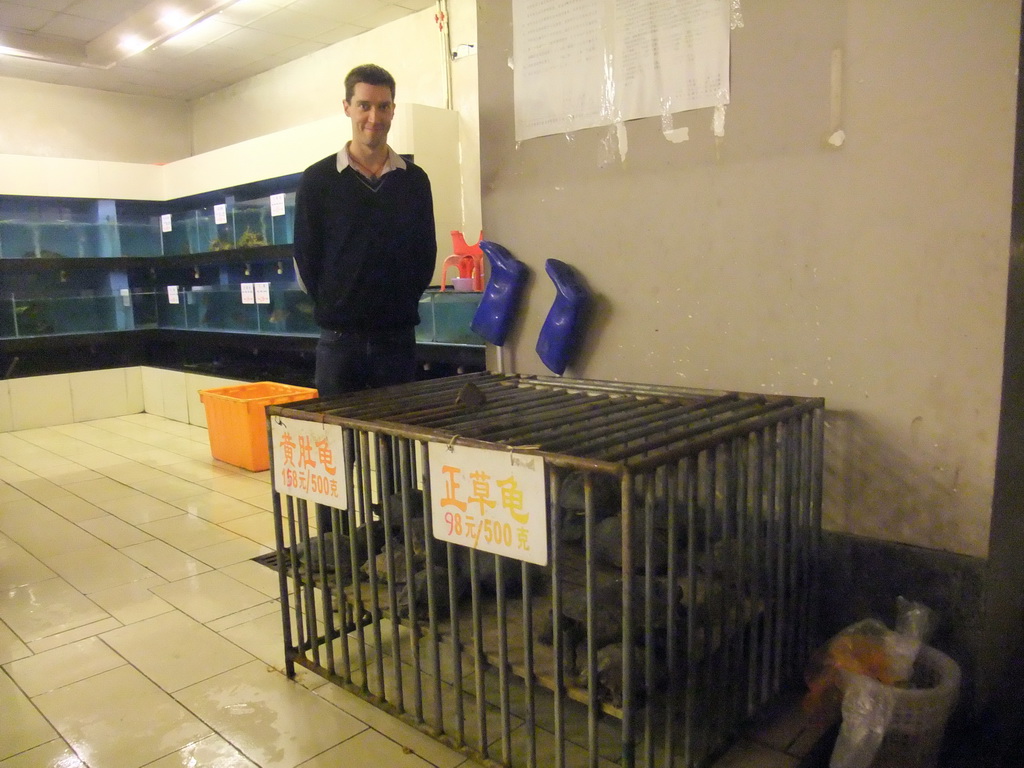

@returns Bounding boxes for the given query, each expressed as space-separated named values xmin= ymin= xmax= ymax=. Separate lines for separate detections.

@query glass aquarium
xmin=230 ymin=191 xmax=296 ymax=249
xmin=0 ymin=172 xmax=302 ymax=260
xmin=417 ymin=289 xmax=485 ymax=345
xmin=0 ymin=196 xmax=115 ymax=259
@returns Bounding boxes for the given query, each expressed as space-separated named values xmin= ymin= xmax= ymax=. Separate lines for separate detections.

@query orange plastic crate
xmin=199 ymin=382 xmax=318 ymax=471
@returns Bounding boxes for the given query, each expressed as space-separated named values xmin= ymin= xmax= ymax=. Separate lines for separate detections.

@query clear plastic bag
xmin=895 ymin=596 xmax=936 ymax=643
xmin=830 ymin=675 xmax=897 ymax=768
xmin=805 ymin=600 xmax=939 ymax=768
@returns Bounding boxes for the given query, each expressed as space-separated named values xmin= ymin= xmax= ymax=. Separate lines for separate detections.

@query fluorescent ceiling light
xmin=0 ymin=0 xmax=243 ymax=68
xmin=118 ymin=34 xmax=148 ymax=54
xmin=158 ymin=9 xmax=192 ymax=31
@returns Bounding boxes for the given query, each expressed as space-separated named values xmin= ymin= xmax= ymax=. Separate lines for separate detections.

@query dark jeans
xmin=314 ymin=326 xmax=417 ymax=398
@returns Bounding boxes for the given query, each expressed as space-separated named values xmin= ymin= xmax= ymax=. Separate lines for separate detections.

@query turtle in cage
xmin=556 ymin=471 xmax=620 ymax=545
xmin=537 ymin=577 xmax=681 ymax=677
xmin=574 ymin=642 xmax=646 ymax=709
xmin=296 ymin=519 xmax=386 ymax=576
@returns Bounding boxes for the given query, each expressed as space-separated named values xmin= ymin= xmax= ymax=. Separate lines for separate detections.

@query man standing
xmin=293 ymin=64 xmax=436 ymax=398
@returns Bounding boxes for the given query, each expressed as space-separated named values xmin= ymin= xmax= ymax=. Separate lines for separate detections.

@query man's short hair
xmin=344 ymin=64 xmax=396 ymax=102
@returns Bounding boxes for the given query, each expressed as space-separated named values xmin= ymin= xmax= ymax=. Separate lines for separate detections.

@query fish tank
xmin=0 ymin=172 xmax=301 ymax=260
xmin=0 ymin=197 xmax=118 ymax=259
xmin=417 ymin=289 xmax=485 ymax=345
xmin=0 ymin=261 xmax=137 ymax=337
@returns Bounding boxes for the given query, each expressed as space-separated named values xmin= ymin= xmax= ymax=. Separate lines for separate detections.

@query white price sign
xmin=160 ymin=214 xmax=172 ymax=232
xmin=254 ymin=282 xmax=271 ymax=304
xmin=167 ymin=285 xmax=180 ymax=304
xmin=428 ymin=442 xmax=548 ymax=565
xmin=214 ymin=203 xmax=227 ymax=224
xmin=240 ymin=282 xmax=255 ymax=304
xmin=271 ymin=417 xmax=347 ymax=507
xmin=270 ymin=193 xmax=285 ymax=216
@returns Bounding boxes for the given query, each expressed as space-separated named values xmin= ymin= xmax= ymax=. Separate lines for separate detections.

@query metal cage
xmin=267 ymin=373 xmax=824 ymax=768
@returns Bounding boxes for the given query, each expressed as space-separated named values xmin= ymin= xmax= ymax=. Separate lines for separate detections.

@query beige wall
xmin=0 ymin=76 xmax=190 ymax=163
xmin=478 ymin=1 xmax=1018 ymax=558
xmin=189 ymin=9 xmax=448 ymax=154
xmin=449 ymin=1 xmax=482 ymax=237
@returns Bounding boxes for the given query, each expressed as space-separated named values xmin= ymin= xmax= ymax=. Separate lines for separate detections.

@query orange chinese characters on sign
xmin=270 ymin=418 xmax=347 ymax=507
xmin=429 ymin=443 xmax=547 ymax=566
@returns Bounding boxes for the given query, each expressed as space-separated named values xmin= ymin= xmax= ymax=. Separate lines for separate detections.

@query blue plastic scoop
xmin=471 ymin=241 xmax=529 ymax=347
xmin=536 ymin=258 xmax=588 ymax=375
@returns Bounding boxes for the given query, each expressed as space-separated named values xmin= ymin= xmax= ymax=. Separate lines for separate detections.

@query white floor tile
xmin=313 ymin=682 xmax=470 ymax=768
xmin=63 ymin=477 xmax=139 ymax=504
xmin=38 ymin=544 xmax=158 ymax=595
xmin=126 ymin=474 xmax=210 ymax=500
xmin=86 ymin=575 xmax=173 ymax=625
xmin=172 ymin=492 xmax=268 ymax=524
xmin=101 ymin=611 xmax=253 ymax=693
xmin=297 ymin=728 xmax=437 ymax=767
xmin=219 ymin=559 xmax=284 ymax=599
xmin=173 ymin=659 xmax=367 ymax=768
xmin=0 ymin=620 xmax=31 ymax=665
xmin=0 ymin=670 xmax=57 ymax=761
xmin=0 ymin=738 xmax=86 ymax=767
xmin=142 ymin=734 xmax=259 ymax=767
xmin=45 ymin=495 xmax=110 ymax=524
xmin=99 ymin=494 xmax=188 ymax=526
xmin=199 ymin=474 xmax=273 ymax=501
xmin=0 ymin=577 xmax=109 ymax=643
xmin=77 ymin=515 xmax=154 ymax=548
xmin=149 ymin=570 xmax=271 ymax=624
xmin=138 ymin=514 xmax=240 ymax=553
xmin=219 ymin=513 xmax=281 ymax=548
xmin=0 ymin=540 xmax=56 ymax=590
xmin=0 ymin=503 xmax=103 ymax=559
xmin=27 ymin=617 xmax=124 ymax=654
xmin=120 ymin=540 xmax=213 ymax=581
xmin=33 ymin=665 xmax=213 ymax=768
xmin=0 ymin=482 xmax=29 ymax=505
xmin=191 ymin=538 xmax=271 ymax=569
xmin=3 ymin=636 xmax=126 ymax=697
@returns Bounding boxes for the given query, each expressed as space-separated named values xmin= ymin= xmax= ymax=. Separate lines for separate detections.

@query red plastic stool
xmin=441 ymin=230 xmax=485 ymax=291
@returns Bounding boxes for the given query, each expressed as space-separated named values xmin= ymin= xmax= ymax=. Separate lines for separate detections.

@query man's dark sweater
xmin=292 ymin=152 xmax=436 ymax=332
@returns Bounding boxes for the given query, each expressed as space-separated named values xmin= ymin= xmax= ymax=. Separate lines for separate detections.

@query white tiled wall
xmin=127 ymin=367 xmax=144 ymax=412
xmin=0 ymin=380 xmax=12 ymax=432
xmin=8 ymin=373 xmax=74 ymax=430
xmin=185 ymin=373 xmax=245 ymax=429
xmin=141 ymin=366 xmax=186 ymax=422
xmin=69 ymin=368 xmax=138 ymax=422
xmin=0 ymin=367 xmax=245 ymax=432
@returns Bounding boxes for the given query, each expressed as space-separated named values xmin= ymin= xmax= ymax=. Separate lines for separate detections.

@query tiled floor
xmin=0 ymin=413 xmax=826 ymax=768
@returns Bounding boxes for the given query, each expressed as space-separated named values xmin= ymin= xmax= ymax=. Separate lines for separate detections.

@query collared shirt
xmin=295 ymin=144 xmax=411 ymax=293
xmin=336 ymin=142 xmax=407 ymax=177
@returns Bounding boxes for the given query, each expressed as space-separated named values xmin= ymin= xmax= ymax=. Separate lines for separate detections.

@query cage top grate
xmin=270 ymin=372 xmax=824 ymax=470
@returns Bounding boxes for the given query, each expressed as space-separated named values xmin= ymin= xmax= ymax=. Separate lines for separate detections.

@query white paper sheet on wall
xmin=512 ymin=0 xmax=730 ymax=142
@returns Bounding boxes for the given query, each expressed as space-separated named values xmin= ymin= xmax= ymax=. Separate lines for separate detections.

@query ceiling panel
xmin=0 ymin=0 xmax=431 ymax=100
xmin=38 ymin=15 xmax=109 ymax=41
xmin=64 ymin=0 xmax=148 ymax=23
xmin=0 ymin=3 xmax=57 ymax=30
